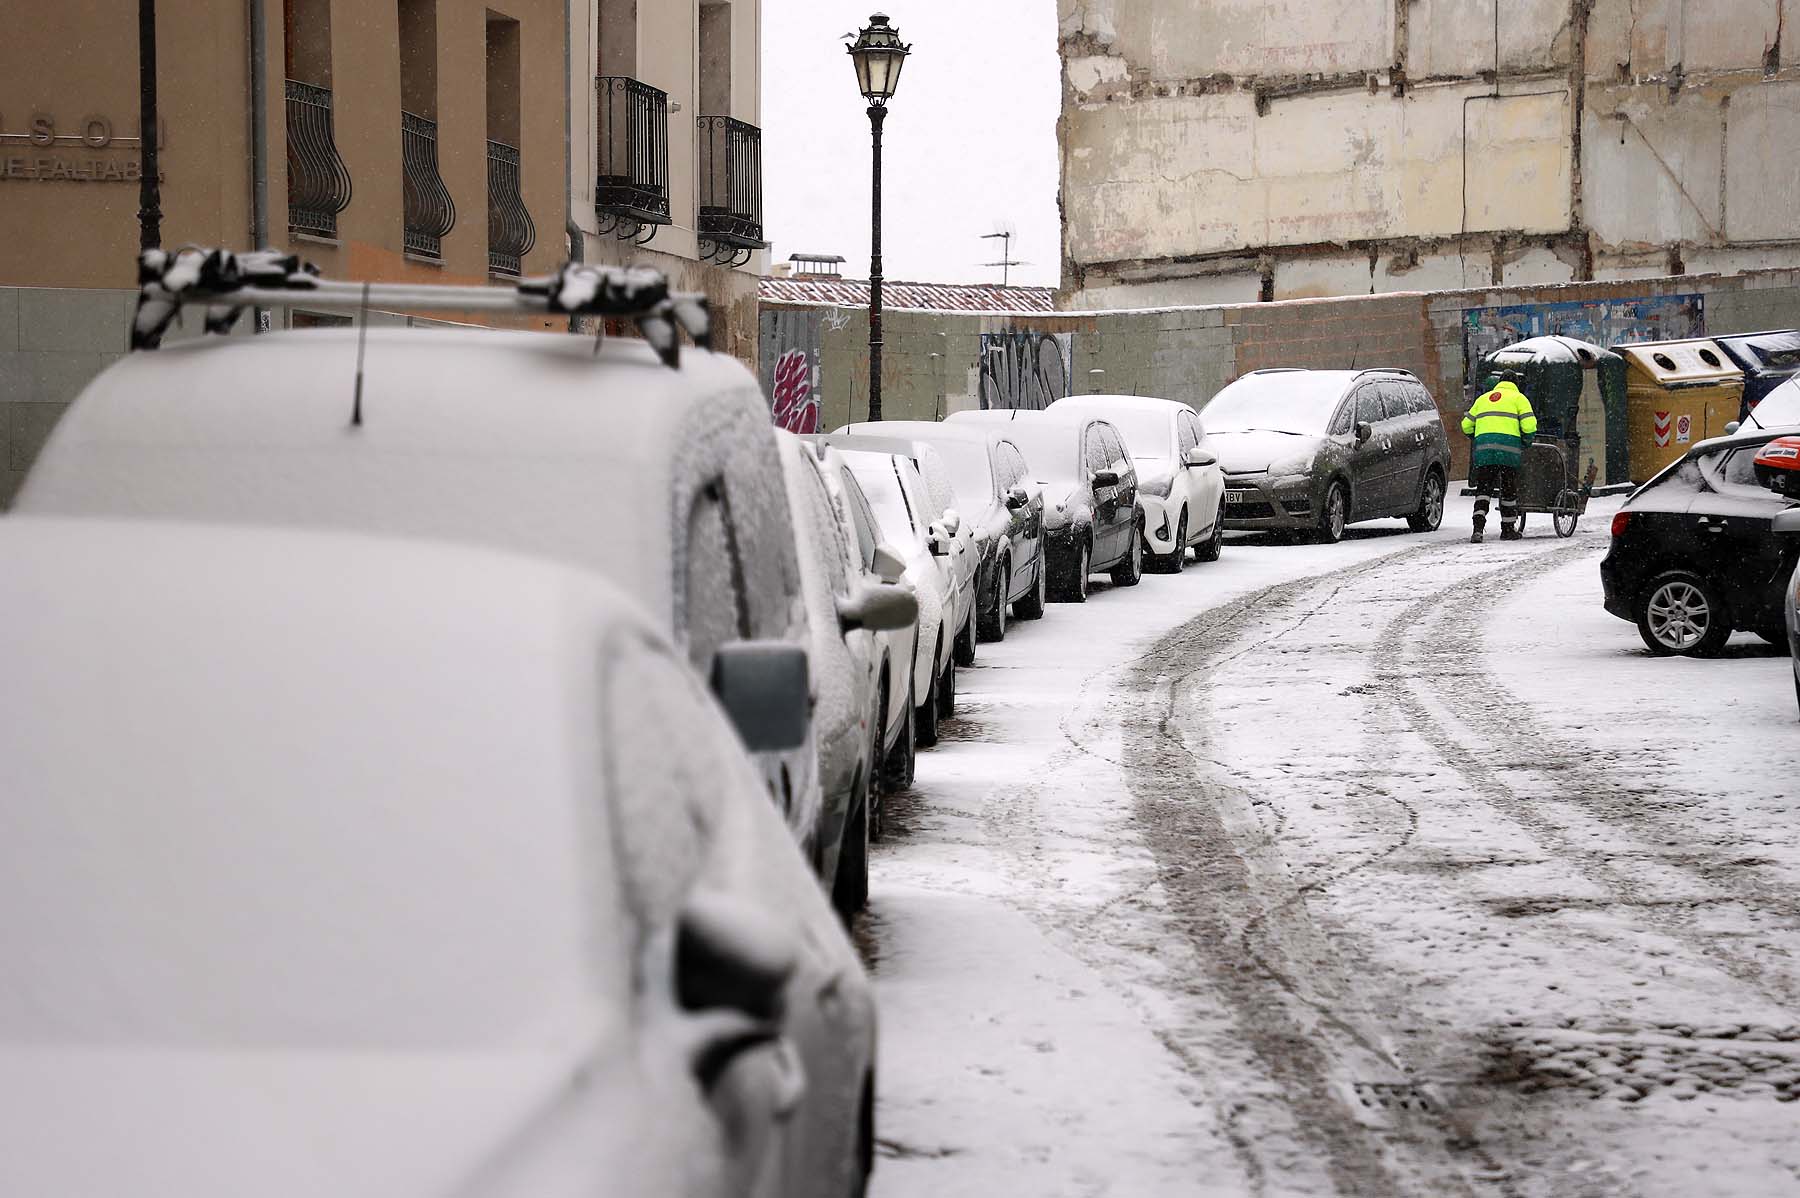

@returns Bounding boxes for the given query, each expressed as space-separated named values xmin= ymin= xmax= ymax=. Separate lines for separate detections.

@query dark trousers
xmin=1470 ymin=463 xmax=1520 ymax=531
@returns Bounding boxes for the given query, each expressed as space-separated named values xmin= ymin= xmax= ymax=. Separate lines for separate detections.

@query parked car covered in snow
xmin=775 ymin=432 xmax=918 ymax=916
xmin=951 ymin=410 xmax=1143 ymax=601
xmin=1737 ymin=375 xmax=1800 ymax=433
xmin=1047 ymin=394 xmax=1226 ymax=571
xmin=839 ymin=420 xmax=1047 ymax=640
xmin=0 ymin=517 xmax=876 ymax=1198
xmin=1602 ymin=428 xmax=1800 ymax=656
xmin=16 ymin=322 xmax=828 ymax=856
xmin=1202 ymin=368 xmax=1450 ymax=543
xmin=834 ymin=440 xmax=962 ymax=749
xmin=902 ymin=438 xmax=981 ymax=666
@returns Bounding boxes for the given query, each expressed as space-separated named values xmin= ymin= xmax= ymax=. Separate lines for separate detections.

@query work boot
xmin=1500 ymin=523 xmax=1522 ymax=541
xmin=1470 ymin=526 xmax=1484 ymax=544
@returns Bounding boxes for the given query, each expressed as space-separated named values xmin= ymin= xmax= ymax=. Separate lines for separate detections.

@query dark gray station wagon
xmin=1203 ymin=368 xmax=1452 ymax=543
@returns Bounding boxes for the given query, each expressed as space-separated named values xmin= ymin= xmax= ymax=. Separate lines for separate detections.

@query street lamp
xmin=847 ymin=13 xmax=910 ymax=422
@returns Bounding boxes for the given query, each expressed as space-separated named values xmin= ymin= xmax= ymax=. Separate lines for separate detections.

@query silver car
xmin=1205 ymin=368 xmax=1451 ymax=543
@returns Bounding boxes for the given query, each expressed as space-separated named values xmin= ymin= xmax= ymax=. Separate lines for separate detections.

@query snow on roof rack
xmin=131 ymin=247 xmax=712 ymax=368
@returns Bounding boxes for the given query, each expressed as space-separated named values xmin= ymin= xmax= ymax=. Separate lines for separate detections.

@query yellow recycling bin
xmin=1618 ymin=339 xmax=1745 ymax=480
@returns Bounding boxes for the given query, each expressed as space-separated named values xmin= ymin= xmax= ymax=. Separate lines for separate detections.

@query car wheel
xmin=1014 ymin=552 xmax=1047 ymax=620
xmin=1150 ymin=512 xmax=1187 ymax=573
xmin=1111 ymin=519 xmax=1144 ymax=586
xmin=937 ymin=655 xmax=956 ymax=721
xmin=831 ymin=771 xmax=870 ymax=921
xmin=1636 ymin=570 xmax=1733 ymax=657
xmin=953 ymin=610 xmax=977 ymax=668
xmin=1408 ymin=470 xmax=1446 ymax=533
xmin=1197 ymin=499 xmax=1225 ymax=562
xmin=1317 ymin=481 xmax=1349 ymax=544
xmin=977 ymin=556 xmax=1009 ymax=642
xmin=1051 ymin=540 xmax=1090 ymax=603
xmin=914 ymin=643 xmax=940 ymax=748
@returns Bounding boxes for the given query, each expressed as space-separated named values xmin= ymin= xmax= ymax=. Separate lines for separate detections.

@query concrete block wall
xmin=761 ymin=267 xmax=1800 ymax=479
xmin=0 ymin=287 xmax=134 ymax=506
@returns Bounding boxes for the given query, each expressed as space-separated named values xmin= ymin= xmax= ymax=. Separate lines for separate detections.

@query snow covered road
xmin=865 ymin=494 xmax=1800 ymax=1198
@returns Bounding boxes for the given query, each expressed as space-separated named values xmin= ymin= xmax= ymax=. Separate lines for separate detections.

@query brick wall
xmin=761 ymin=267 xmax=1800 ymax=480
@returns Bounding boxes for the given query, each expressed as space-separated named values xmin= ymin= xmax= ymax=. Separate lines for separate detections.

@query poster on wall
xmin=1461 ymin=294 xmax=1705 ymax=384
xmin=979 ymin=331 xmax=1073 ymax=411
xmin=760 ymin=308 xmax=824 ymax=433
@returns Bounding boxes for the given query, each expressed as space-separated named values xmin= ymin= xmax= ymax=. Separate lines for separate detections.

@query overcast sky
xmin=760 ymin=1 xmax=1062 ymax=288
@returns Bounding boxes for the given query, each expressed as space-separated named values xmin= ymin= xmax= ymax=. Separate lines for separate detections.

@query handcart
xmin=1462 ymin=436 xmax=1599 ymax=538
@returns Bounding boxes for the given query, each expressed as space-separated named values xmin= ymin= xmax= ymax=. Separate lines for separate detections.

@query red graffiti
xmin=771 ymin=348 xmax=820 ymax=433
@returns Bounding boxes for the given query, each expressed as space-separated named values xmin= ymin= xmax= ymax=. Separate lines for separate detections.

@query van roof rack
xmin=131 ymin=247 xmax=712 ymax=368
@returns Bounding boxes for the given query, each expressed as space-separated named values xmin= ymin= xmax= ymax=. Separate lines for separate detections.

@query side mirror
xmin=1004 ymin=485 xmax=1029 ymax=510
xmin=837 ymin=580 xmax=919 ymax=633
xmin=942 ymin=508 xmax=962 ymax=537
xmin=1726 ymin=420 xmax=1742 ymax=435
xmin=710 ymin=641 xmax=810 ymax=753
xmin=1354 ymin=422 xmax=1373 ymax=445
xmin=871 ymin=542 xmax=907 ymax=584
xmin=1092 ymin=468 xmax=1120 ymax=487
xmin=1184 ymin=446 xmax=1217 ymax=468
xmin=926 ymin=524 xmax=950 ymax=556
xmin=1773 ymin=509 xmax=1800 ymax=535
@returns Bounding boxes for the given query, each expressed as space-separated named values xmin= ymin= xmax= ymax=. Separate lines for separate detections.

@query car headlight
xmin=1266 ymin=451 xmax=1314 ymax=482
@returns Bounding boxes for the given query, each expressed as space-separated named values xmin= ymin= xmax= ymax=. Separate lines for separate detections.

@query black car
xmin=1601 ymin=428 xmax=1800 ymax=656
xmin=841 ymin=420 xmax=1047 ymax=641
xmin=950 ymin=411 xmax=1141 ymax=602
xmin=1202 ymin=368 xmax=1451 ymax=543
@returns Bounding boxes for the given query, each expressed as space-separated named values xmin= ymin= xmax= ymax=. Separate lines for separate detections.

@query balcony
xmin=486 ymin=139 xmax=536 ymax=277
xmin=696 ymin=116 xmax=764 ymax=266
xmin=595 ymin=75 xmax=670 ymax=242
xmin=285 ymin=79 xmax=352 ymax=239
xmin=401 ymin=111 xmax=457 ymax=259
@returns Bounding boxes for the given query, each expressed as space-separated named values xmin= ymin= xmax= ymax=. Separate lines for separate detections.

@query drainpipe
xmin=564 ymin=0 xmax=582 ymax=334
xmin=248 ymin=0 xmax=270 ymax=330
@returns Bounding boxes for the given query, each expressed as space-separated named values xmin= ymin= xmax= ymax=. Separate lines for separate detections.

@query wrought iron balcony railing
xmin=696 ymin=116 xmax=763 ymax=264
xmin=486 ymin=139 xmax=536 ymax=277
xmin=401 ymin=110 xmax=457 ymax=259
xmin=285 ymin=79 xmax=352 ymax=239
xmin=595 ymin=75 xmax=670 ymax=240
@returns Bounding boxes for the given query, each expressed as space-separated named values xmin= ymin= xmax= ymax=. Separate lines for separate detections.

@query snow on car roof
xmin=17 ymin=326 xmax=776 ymax=631
xmin=0 ymin=516 xmax=637 ymax=1047
xmin=1049 ymin=394 xmax=1196 ymax=414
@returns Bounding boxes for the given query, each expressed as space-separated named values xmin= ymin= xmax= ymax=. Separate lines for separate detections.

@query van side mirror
xmin=871 ymin=543 xmax=907 ymax=583
xmin=1726 ymin=420 xmax=1742 ymax=435
xmin=837 ymin=581 xmax=919 ymax=633
xmin=1773 ymin=509 xmax=1800 ymax=535
xmin=927 ymin=523 xmax=950 ymax=555
xmin=1004 ymin=485 xmax=1029 ymax=510
xmin=942 ymin=508 xmax=962 ymax=537
xmin=1354 ymin=422 xmax=1373 ymax=445
xmin=1092 ymin=469 xmax=1120 ymax=487
xmin=710 ymin=641 xmax=810 ymax=752
xmin=1184 ymin=446 xmax=1217 ymax=468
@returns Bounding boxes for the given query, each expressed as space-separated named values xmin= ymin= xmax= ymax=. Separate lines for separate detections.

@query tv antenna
xmin=980 ymin=229 xmax=1029 ymax=287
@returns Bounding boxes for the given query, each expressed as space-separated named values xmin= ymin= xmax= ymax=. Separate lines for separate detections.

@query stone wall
xmin=760 ymin=267 xmax=1800 ymax=480
xmin=0 ymin=287 xmax=134 ymax=506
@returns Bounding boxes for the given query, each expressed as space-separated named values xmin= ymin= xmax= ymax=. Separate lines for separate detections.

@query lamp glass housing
xmin=848 ymin=13 xmax=910 ymax=104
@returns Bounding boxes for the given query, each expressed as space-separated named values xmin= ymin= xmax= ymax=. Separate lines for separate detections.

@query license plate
xmin=1226 ymin=490 xmax=1248 ymax=504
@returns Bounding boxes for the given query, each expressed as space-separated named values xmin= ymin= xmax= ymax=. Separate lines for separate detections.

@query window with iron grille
xmin=696 ymin=116 xmax=762 ymax=251
xmin=283 ymin=0 xmax=350 ymax=239
xmin=595 ymin=76 xmax=671 ymax=226
xmin=485 ymin=14 xmax=534 ymax=276
xmin=399 ymin=0 xmax=455 ymax=258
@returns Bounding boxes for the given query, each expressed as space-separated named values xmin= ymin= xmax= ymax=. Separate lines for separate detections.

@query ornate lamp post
xmin=847 ymin=13 xmax=909 ymax=421
xmin=138 ymin=0 xmax=161 ymax=251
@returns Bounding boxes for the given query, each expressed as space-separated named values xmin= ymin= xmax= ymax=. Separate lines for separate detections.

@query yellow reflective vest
xmin=1461 ymin=381 xmax=1539 ymax=468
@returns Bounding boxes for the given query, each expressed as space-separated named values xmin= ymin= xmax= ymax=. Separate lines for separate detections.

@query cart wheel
xmin=1553 ymin=489 xmax=1579 ymax=538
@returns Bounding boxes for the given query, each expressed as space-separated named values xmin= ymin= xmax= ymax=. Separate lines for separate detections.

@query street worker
xmin=1461 ymin=370 xmax=1538 ymax=543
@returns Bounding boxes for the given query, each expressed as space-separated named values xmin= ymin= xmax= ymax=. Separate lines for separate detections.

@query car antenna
xmin=350 ymin=282 xmax=370 ymax=428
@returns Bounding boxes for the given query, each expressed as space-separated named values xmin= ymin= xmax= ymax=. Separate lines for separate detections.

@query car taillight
xmin=1611 ymin=511 xmax=1631 ymax=537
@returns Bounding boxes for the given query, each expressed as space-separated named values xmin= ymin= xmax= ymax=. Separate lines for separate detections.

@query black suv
xmin=1601 ymin=428 xmax=1800 ymax=656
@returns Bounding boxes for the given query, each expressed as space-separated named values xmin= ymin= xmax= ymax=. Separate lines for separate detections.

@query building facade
xmin=1058 ymin=0 xmax=1800 ymax=307
xmin=0 ymin=0 xmax=763 ymax=504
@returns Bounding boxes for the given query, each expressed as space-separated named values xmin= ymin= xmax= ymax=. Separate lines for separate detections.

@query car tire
xmin=1051 ymin=540 xmax=1090 ymax=603
xmin=1408 ymin=470 xmax=1446 ymax=533
xmin=937 ymin=656 xmax=956 ymax=721
xmin=1197 ymin=499 xmax=1225 ymax=562
xmin=1149 ymin=512 xmax=1187 ymax=573
xmin=914 ymin=643 xmax=940 ymax=748
xmin=1111 ymin=520 xmax=1144 ymax=586
xmin=978 ymin=556 xmax=1009 ymax=642
xmin=1317 ymin=481 xmax=1349 ymax=544
xmin=831 ymin=772 xmax=870 ymax=921
xmin=1014 ymin=553 xmax=1047 ymax=620
xmin=1635 ymin=570 xmax=1733 ymax=657
xmin=953 ymin=610 xmax=977 ymax=668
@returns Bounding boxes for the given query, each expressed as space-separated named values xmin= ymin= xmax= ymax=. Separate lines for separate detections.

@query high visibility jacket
xmin=1461 ymin=381 xmax=1538 ymax=468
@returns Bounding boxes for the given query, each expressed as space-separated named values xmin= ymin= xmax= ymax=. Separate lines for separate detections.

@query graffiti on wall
xmin=979 ymin=331 xmax=1073 ymax=410
xmin=760 ymin=308 xmax=824 ymax=431
xmin=1462 ymin=294 xmax=1705 ymax=383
